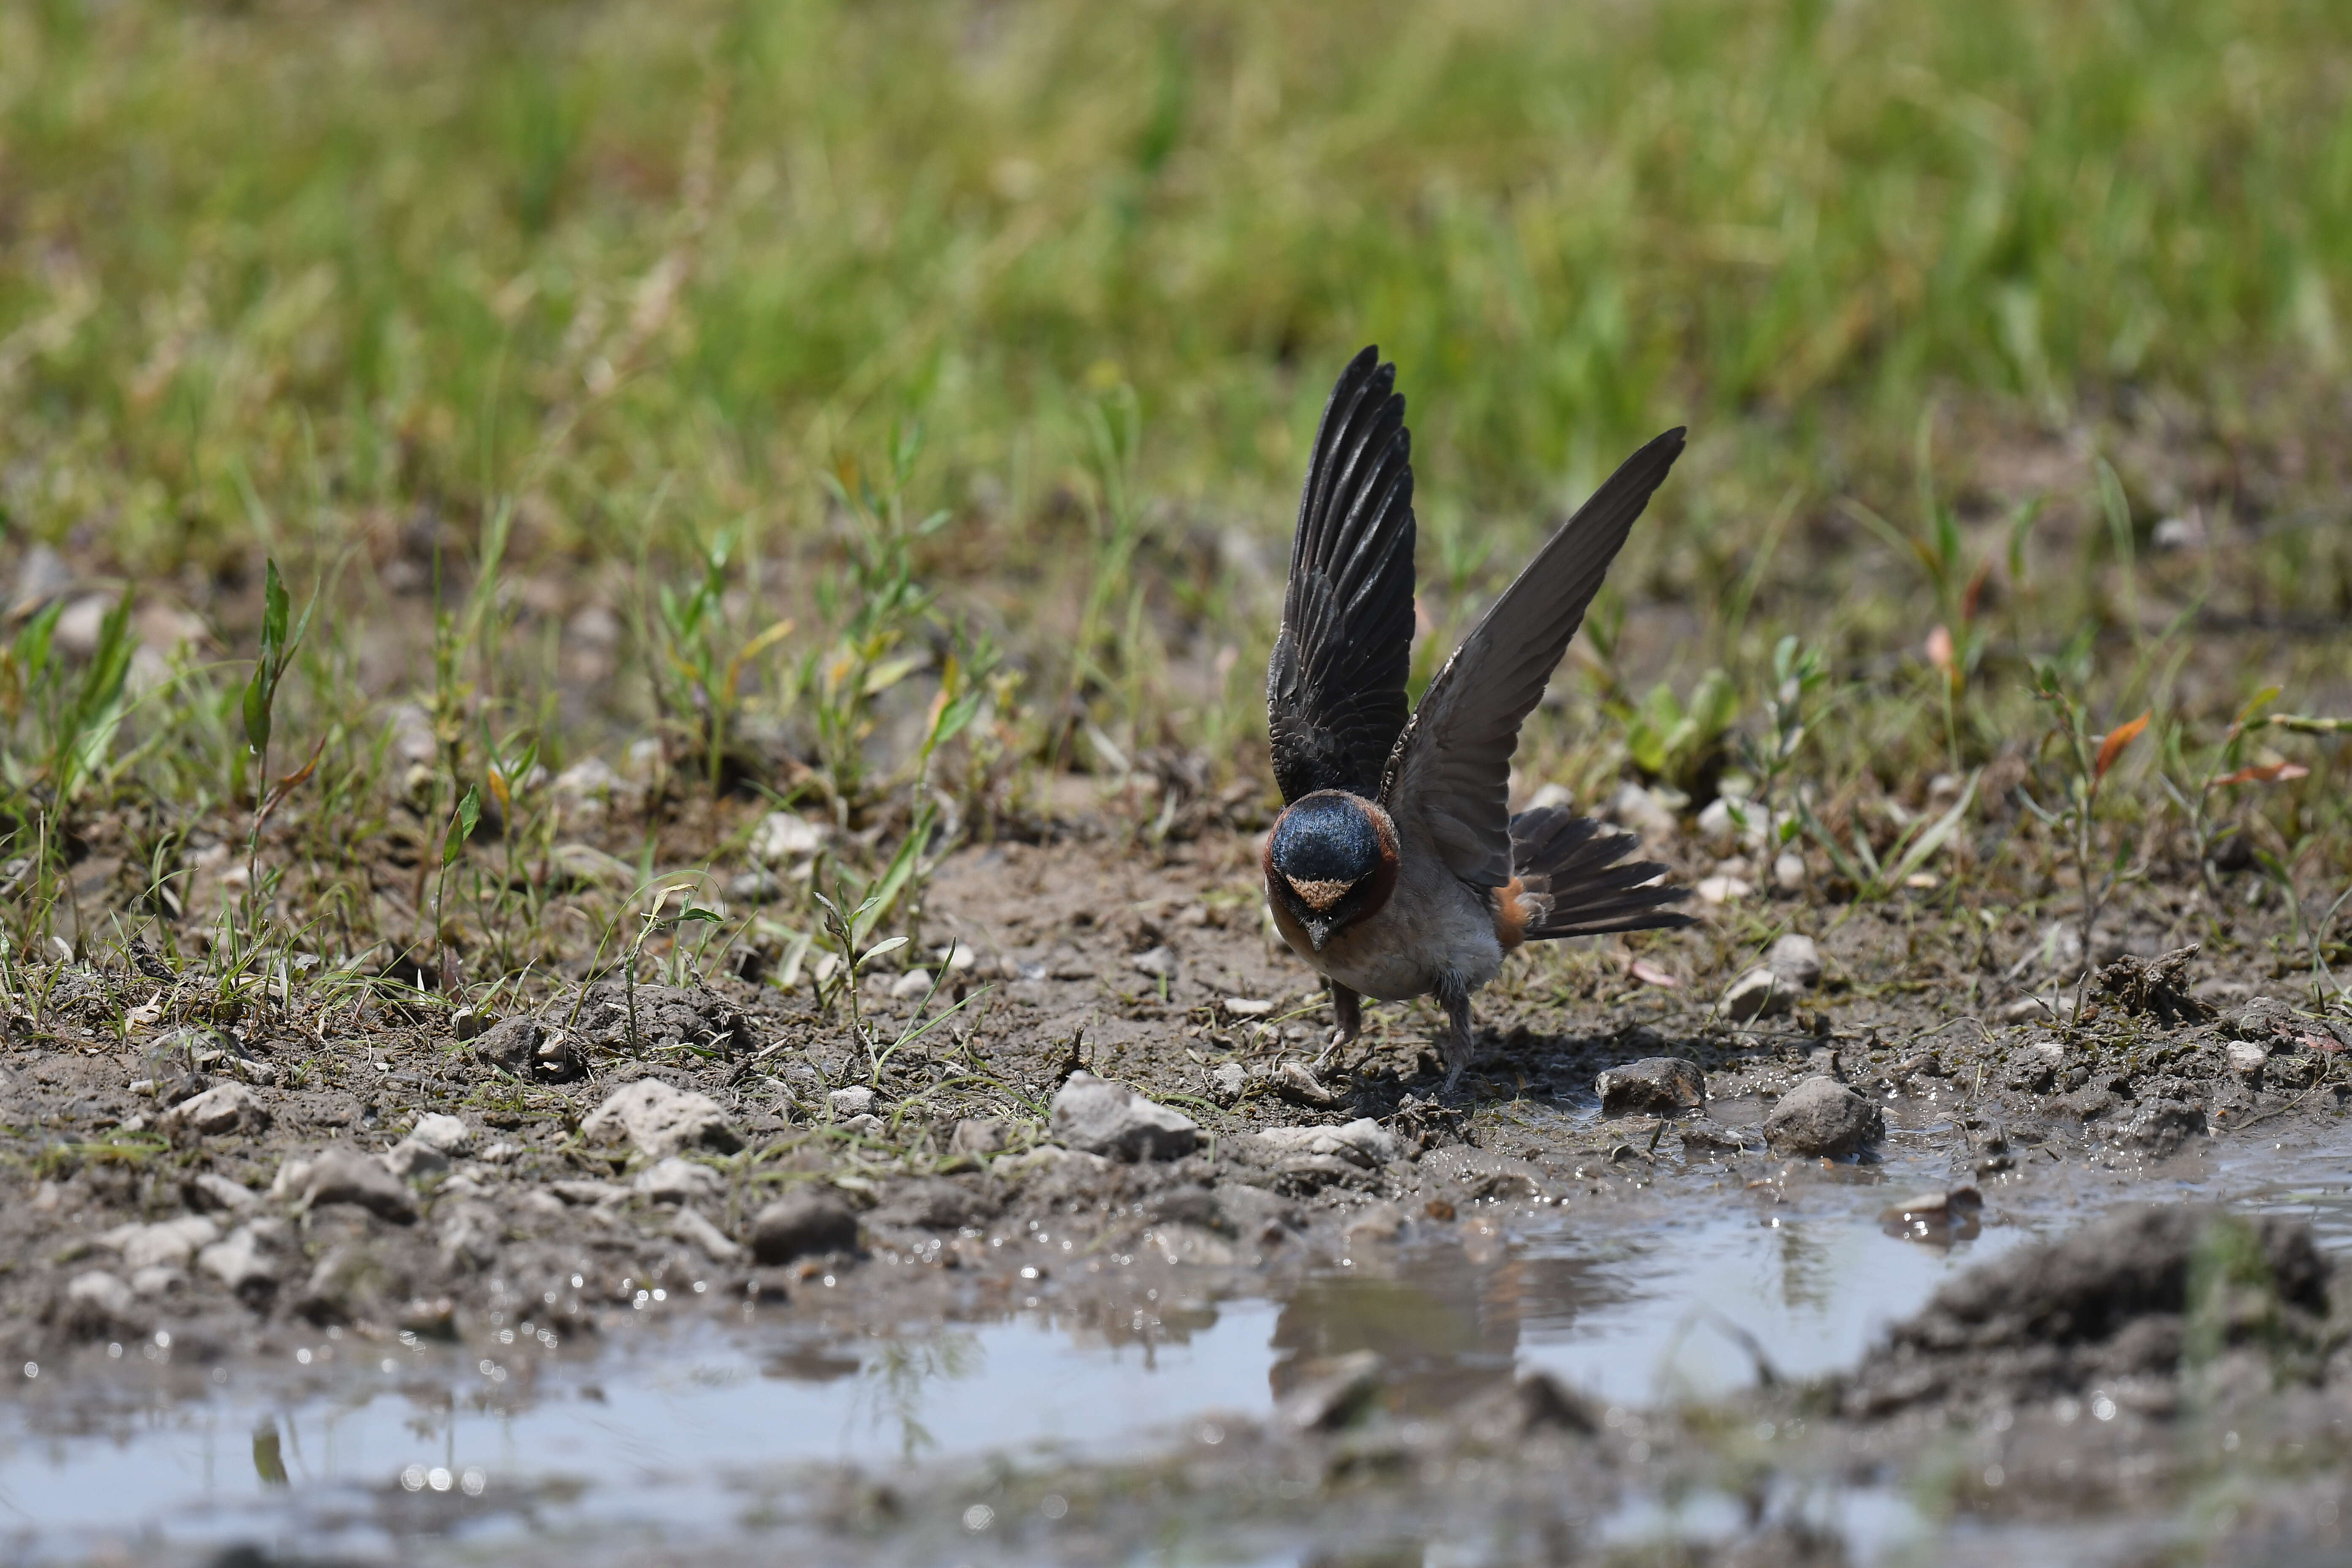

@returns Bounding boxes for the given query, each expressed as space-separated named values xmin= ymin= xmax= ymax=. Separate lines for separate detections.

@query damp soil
xmin=3 ymin=827 xmax=2351 ymax=1565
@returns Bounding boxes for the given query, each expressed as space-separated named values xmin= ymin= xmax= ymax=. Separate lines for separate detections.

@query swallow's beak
xmin=1304 ymin=917 xmax=1334 ymax=952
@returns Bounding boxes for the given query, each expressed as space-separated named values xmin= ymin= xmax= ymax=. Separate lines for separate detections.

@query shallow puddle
xmin=6 ymin=1127 xmax=2349 ymax=1565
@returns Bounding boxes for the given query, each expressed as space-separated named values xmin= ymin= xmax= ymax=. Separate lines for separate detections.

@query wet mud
xmin=2 ymin=828 xmax=2349 ymax=1563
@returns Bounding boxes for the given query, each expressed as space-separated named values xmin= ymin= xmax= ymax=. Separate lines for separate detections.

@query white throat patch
xmin=1286 ymin=876 xmax=1353 ymax=912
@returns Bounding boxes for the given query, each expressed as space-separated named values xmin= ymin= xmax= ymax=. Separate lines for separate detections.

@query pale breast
xmin=1267 ymin=859 xmax=1504 ymax=1004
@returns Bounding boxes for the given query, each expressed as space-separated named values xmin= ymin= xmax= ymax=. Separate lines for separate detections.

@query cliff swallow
xmin=1264 ymin=346 xmax=1692 ymax=1091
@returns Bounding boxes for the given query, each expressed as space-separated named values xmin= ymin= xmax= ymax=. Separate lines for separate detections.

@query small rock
xmin=749 ymin=811 xmax=827 ymax=865
xmin=63 ymin=1271 xmax=142 ymax=1334
xmin=728 ymin=868 xmax=782 ymax=904
xmin=1605 ymin=781 xmax=1679 ymax=842
xmin=2116 ymin=1099 xmax=2205 ymax=1157
xmin=580 ymin=1079 xmax=743 ymax=1160
xmin=1696 ymin=875 xmax=1753 ymax=905
xmin=1131 ymin=945 xmax=1177 ymax=980
xmin=1762 ymin=1076 xmax=1884 ymax=1157
xmin=197 ymin=1223 xmax=285 ymax=1300
xmin=1221 ymin=998 xmax=1277 ymax=1019
xmin=1208 ymin=1061 xmax=1248 ymax=1106
xmin=2225 ymin=1040 xmax=2267 ymax=1079
xmin=380 ymin=1139 xmax=449 ymax=1180
xmin=841 ymin=1112 xmax=885 ymax=1137
xmin=186 ymin=1172 xmax=259 ymax=1214
xmin=108 ymin=1216 xmax=220 ymax=1271
xmin=1273 ymin=1060 xmax=1341 ymax=1108
xmin=1879 ymin=1187 xmax=1984 ymax=1244
xmin=1344 ymin=1203 xmax=1407 ymax=1244
xmin=409 ymin=1113 xmax=473 ymax=1154
xmin=1765 ymin=933 xmax=1823 ymax=989
xmin=1696 ymin=796 xmax=1766 ymax=852
xmin=1720 ymin=966 xmax=1788 ymax=1022
xmin=1278 ymin=1350 xmax=1386 ymax=1433
xmin=1250 ymin=1119 xmax=1400 ymax=1170
xmin=450 ymin=1008 xmax=491 ymax=1042
xmin=1595 ymin=1057 xmax=1705 ymax=1117
xmin=437 ymin=1203 xmax=504 ymax=1269
xmin=1771 ymin=852 xmax=1806 ymax=891
xmin=888 ymin=968 xmax=935 ymax=1000
xmin=1048 ymin=1072 xmax=1198 ymax=1162
xmin=635 ymin=1157 xmax=724 ymax=1203
xmin=474 ymin=1018 xmax=584 ymax=1083
xmin=296 ymin=1148 xmax=420 ymax=1223
xmin=949 ymin=1119 xmax=1007 ymax=1157
xmin=828 ymin=1086 xmax=877 ymax=1119
xmin=672 ymin=1205 xmax=745 ymax=1264
xmin=751 ymin=1191 xmax=860 ymax=1264
xmin=158 ymin=1082 xmax=268 ymax=1137
xmin=550 ymin=1179 xmax=633 ymax=1207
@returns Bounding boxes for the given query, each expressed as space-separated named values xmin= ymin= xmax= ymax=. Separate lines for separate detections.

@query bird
xmin=1262 ymin=346 xmax=1693 ymax=1093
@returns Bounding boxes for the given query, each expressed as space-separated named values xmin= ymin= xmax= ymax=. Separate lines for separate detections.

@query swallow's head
xmin=1265 ymin=790 xmax=1400 ymax=951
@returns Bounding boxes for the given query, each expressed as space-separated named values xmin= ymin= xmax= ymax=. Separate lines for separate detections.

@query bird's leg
xmin=1315 ymin=981 xmax=1363 ymax=1072
xmin=1436 ymin=971 xmax=1477 ymax=1095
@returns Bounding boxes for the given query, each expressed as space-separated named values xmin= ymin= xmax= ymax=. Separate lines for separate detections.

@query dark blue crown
xmin=1269 ymin=792 xmax=1382 ymax=883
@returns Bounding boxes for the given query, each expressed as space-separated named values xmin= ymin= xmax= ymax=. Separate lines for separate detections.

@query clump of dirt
xmin=1841 ymin=1205 xmax=2340 ymax=1419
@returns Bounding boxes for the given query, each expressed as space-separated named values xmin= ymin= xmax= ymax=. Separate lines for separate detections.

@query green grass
xmin=5 ymin=0 xmax=2352 ymax=1005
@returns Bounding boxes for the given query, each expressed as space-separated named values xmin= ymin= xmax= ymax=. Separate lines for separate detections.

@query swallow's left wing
xmin=1266 ymin=346 xmax=1419 ymax=804
xmin=1381 ymin=427 xmax=1686 ymax=886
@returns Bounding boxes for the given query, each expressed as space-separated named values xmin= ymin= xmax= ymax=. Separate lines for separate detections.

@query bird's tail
xmin=1507 ymin=805 xmax=1692 ymax=939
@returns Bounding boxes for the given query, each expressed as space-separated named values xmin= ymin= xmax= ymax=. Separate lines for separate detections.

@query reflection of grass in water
xmin=854 ymin=1337 xmax=983 ymax=1463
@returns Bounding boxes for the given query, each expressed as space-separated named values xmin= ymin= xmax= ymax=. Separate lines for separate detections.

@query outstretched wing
xmin=1380 ymin=428 xmax=1686 ymax=886
xmin=1266 ymin=346 xmax=1419 ymax=804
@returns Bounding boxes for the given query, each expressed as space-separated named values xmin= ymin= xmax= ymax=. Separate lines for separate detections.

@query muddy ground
xmin=4 ymin=816 xmax=2351 ymax=1563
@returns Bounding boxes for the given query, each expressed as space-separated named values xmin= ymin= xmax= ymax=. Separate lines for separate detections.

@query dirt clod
xmin=751 ymin=1191 xmax=861 ymax=1264
xmin=1595 ymin=1056 xmax=1706 ymax=1116
xmin=1048 ymin=1072 xmax=1199 ymax=1162
xmin=580 ymin=1079 xmax=743 ymax=1160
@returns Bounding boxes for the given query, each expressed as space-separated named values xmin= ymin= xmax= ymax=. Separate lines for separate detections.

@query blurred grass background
xmin=4 ymin=0 xmax=2351 ymax=790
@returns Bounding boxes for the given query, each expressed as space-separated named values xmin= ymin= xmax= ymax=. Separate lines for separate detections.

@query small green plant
xmin=2019 ymin=651 xmax=2151 ymax=961
xmin=1799 ymin=772 xmax=1980 ymax=904
xmin=640 ymin=521 xmax=795 ymax=797
xmin=1727 ymin=635 xmax=1827 ymax=865
xmin=1617 ymin=667 xmax=1739 ymax=796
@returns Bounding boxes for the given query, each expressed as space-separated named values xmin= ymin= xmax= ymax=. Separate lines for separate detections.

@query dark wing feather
xmin=1266 ymin=346 xmax=1419 ymax=803
xmin=1380 ymin=428 xmax=1686 ymax=886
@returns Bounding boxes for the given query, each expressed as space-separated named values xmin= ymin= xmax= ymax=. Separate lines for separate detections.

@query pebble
xmin=65 ymin=1271 xmax=139 ymax=1326
xmin=409 ymin=1113 xmax=473 ymax=1154
xmin=1762 ymin=1075 xmax=1884 ymax=1157
xmin=828 ymin=1086 xmax=876 ymax=1118
xmin=474 ymin=1017 xmax=583 ymax=1083
xmin=1208 ymin=1061 xmax=1248 ymax=1106
xmin=751 ymin=1191 xmax=860 ymax=1265
xmin=1605 ymin=781 xmax=1680 ymax=842
xmin=635 ymin=1157 xmax=724 ymax=1203
xmin=1696 ymin=875 xmax=1753 ymax=905
xmin=749 ymin=811 xmax=827 ymax=865
xmin=888 ymin=968 xmax=934 ymax=1000
xmin=379 ymin=1139 xmax=449 ymax=1180
xmin=196 ymin=1222 xmax=285 ymax=1298
xmin=1595 ymin=1057 xmax=1705 ymax=1117
xmin=1720 ymin=966 xmax=1788 ymax=1021
xmin=1221 ymin=998 xmax=1276 ymax=1018
xmin=580 ymin=1080 xmax=743 ymax=1160
xmin=1765 ymin=933 xmax=1823 ymax=989
xmin=949 ymin=1119 xmax=1007 ymax=1157
xmin=1131 ymin=945 xmax=1178 ymax=980
xmin=104 ymin=1216 xmax=220 ymax=1272
xmin=1772 ymin=852 xmax=1806 ymax=891
xmin=2225 ymin=1040 xmax=2268 ymax=1078
xmin=1274 ymin=1061 xmax=1340 ymax=1108
xmin=186 ymin=1172 xmax=259 ymax=1214
xmin=158 ymin=1082 xmax=267 ymax=1137
xmin=1250 ymin=1119 xmax=1400 ymax=1171
xmin=672 ymin=1205 xmax=745 ymax=1264
xmin=287 ymin=1148 xmax=419 ymax=1223
xmin=1048 ymin=1072 xmax=1199 ymax=1162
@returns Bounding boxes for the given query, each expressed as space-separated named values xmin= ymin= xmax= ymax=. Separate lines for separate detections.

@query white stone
xmin=158 ymin=1082 xmax=265 ymax=1136
xmin=1131 ymin=946 xmax=1177 ymax=980
xmin=1048 ymin=1072 xmax=1198 ymax=1162
xmin=635 ymin=1156 xmax=724 ymax=1203
xmin=106 ymin=1216 xmax=220 ymax=1272
xmin=1695 ymin=875 xmax=1753 ymax=905
xmin=1251 ymin=1119 xmax=1400 ymax=1170
xmin=828 ymin=1086 xmax=876 ymax=1118
xmin=1772 ymin=852 xmax=1807 ymax=891
xmin=750 ymin=811 xmax=828 ymax=864
xmin=1721 ymin=966 xmax=1788 ymax=1022
xmin=380 ymin=1139 xmax=449 ymax=1180
xmin=579 ymin=1079 xmax=742 ymax=1160
xmin=1765 ymin=933 xmax=1824 ymax=990
xmin=409 ymin=1113 xmax=473 ymax=1154
xmin=672 ymin=1205 xmax=745 ymax=1264
xmin=888 ymin=968 xmax=935 ymax=999
xmin=1606 ymin=781 xmax=1679 ymax=842
xmin=67 ymin=1271 xmax=136 ymax=1319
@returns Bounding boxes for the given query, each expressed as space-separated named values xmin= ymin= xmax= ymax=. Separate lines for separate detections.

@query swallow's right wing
xmin=1265 ymin=346 xmax=1419 ymax=805
xmin=1381 ymin=428 xmax=1685 ymax=887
